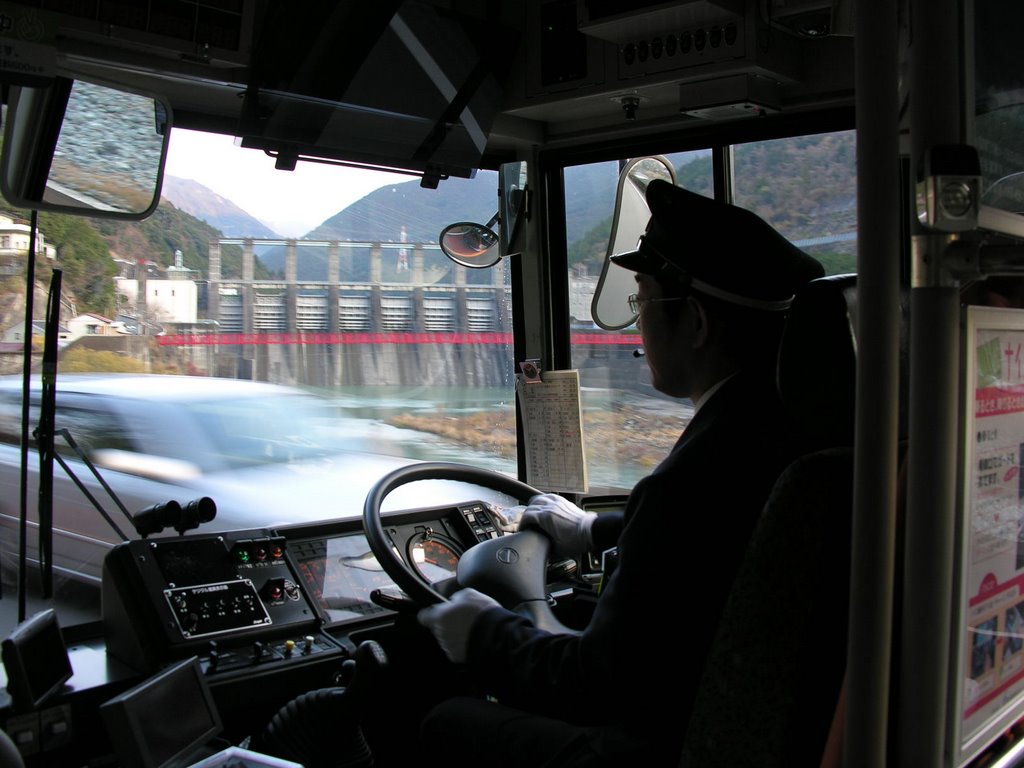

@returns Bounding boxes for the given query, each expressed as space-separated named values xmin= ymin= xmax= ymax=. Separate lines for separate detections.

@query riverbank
xmin=388 ymin=402 xmax=690 ymax=471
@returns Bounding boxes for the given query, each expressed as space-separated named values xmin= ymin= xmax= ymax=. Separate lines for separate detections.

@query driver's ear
xmin=685 ymin=295 xmax=710 ymax=349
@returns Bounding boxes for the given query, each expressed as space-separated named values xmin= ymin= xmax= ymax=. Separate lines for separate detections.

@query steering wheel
xmin=362 ymin=461 xmax=579 ymax=635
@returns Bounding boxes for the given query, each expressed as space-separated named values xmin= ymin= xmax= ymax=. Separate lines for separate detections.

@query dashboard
xmin=0 ymin=496 xmax=620 ymax=766
xmin=287 ymin=500 xmax=503 ymax=625
xmin=100 ymin=501 xmax=511 ymax=677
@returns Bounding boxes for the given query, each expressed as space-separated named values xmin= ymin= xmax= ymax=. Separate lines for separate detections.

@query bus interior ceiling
xmin=38 ymin=1 xmax=858 ymax=168
xmin=0 ymin=0 xmax=1018 ymax=767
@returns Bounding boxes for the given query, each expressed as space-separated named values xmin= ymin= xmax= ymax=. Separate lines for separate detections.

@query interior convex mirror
xmin=439 ymin=161 xmax=527 ymax=269
xmin=592 ymin=156 xmax=677 ymax=330
xmin=1 ymin=77 xmax=171 ymax=220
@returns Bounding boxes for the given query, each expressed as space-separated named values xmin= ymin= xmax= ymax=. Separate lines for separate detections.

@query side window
xmin=566 ymin=151 xmax=713 ymax=490
xmin=731 ymin=130 xmax=857 ymax=276
xmin=54 ymin=403 xmax=134 ymax=459
xmin=565 ymin=136 xmax=854 ymax=492
xmin=0 ymin=394 xmax=130 ymax=458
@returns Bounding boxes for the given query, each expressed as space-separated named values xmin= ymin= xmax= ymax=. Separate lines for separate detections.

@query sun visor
xmin=238 ymin=1 xmax=518 ymax=185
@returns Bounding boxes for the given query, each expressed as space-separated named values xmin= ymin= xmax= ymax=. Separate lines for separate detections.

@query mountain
xmin=308 ymin=173 xmax=499 ymax=243
xmin=250 ymin=173 xmax=502 ymax=280
xmin=159 ymin=166 xmax=620 ymax=251
xmin=161 ymin=177 xmax=281 ymax=239
xmin=8 ymin=132 xmax=857 ymax=314
xmin=309 ymin=165 xmax=621 ymax=247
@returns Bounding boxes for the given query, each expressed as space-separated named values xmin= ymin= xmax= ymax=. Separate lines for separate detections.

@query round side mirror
xmin=439 ymin=222 xmax=500 ymax=268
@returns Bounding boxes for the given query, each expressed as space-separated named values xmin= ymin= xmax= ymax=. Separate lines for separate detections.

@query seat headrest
xmin=777 ymin=274 xmax=858 ymax=451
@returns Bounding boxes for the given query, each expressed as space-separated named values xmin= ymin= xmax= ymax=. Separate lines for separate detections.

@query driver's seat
xmin=679 ymin=274 xmax=862 ymax=767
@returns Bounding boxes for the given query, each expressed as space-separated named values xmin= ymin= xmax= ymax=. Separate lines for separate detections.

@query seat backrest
xmin=679 ymin=274 xmax=859 ymax=768
xmin=776 ymin=273 xmax=858 ymax=452
xmin=0 ymin=728 xmax=25 ymax=768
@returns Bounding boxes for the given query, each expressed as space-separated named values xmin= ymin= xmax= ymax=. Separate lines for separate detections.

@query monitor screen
xmin=1 ymin=609 xmax=72 ymax=712
xmin=291 ymin=532 xmax=399 ymax=625
xmin=101 ymin=657 xmax=222 ymax=768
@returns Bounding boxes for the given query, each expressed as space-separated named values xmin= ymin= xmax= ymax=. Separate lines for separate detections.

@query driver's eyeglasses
xmin=627 ymin=294 xmax=686 ymax=314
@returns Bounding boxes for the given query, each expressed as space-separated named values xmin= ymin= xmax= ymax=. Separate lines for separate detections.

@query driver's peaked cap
xmin=611 ymin=179 xmax=824 ymax=311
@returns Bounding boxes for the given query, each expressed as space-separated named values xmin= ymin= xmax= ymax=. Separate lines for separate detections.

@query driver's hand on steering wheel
xmin=520 ymin=493 xmax=597 ymax=557
xmin=487 ymin=503 xmax=526 ymax=533
xmin=418 ymin=588 xmax=501 ymax=664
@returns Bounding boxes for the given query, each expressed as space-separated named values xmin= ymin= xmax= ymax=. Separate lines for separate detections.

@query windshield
xmin=0 ymin=121 xmax=859 ymax=636
xmin=0 ymin=127 xmax=516 ymax=633
xmin=176 ymin=393 xmax=354 ymax=469
xmin=182 ymin=390 xmax=515 ymax=473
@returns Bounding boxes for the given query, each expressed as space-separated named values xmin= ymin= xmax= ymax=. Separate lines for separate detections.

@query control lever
xmin=346 ymin=641 xmax=390 ymax=764
xmin=370 ymin=588 xmax=420 ymax=614
xmin=547 ymin=557 xmax=579 ymax=582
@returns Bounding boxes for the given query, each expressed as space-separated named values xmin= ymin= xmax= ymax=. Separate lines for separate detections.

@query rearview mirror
xmin=439 ymin=161 xmax=528 ymax=269
xmin=439 ymin=220 xmax=501 ymax=268
xmin=1 ymin=77 xmax=171 ymax=220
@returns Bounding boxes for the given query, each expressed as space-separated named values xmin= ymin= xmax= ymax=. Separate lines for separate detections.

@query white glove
xmin=417 ymin=587 xmax=500 ymax=664
xmin=520 ymin=493 xmax=596 ymax=556
xmin=488 ymin=504 xmax=526 ymax=533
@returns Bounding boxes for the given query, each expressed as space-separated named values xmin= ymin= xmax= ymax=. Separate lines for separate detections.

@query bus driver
xmin=418 ymin=179 xmax=826 ymax=766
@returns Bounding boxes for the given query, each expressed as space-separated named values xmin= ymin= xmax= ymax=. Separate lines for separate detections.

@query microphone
xmin=632 ymin=348 xmax=645 ymax=358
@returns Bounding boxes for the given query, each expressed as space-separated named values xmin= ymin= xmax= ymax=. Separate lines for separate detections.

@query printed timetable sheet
xmin=516 ymin=369 xmax=588 ymax=493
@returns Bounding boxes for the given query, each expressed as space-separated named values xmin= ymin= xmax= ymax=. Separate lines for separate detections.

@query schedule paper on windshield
xmin=516 ymin=369 xmax=588 ymax=493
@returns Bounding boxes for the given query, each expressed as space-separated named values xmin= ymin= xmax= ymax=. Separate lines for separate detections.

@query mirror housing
xmin=1 ymin=77 xmax=171 ymax=220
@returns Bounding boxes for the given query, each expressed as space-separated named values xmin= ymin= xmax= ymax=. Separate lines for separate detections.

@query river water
xmin=310 ymin=384 xmax=693 ymax=491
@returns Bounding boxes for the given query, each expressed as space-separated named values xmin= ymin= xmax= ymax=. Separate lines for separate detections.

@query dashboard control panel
xmin=102 ymin=530 xmax=338 ymax=675
xmin=459 ymin=502 xmax=503 ymax=542
xmin=99 ymin=502 xmax=519 ymax=674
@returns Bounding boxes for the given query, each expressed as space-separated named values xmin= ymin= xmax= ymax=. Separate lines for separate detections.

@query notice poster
xmin=957 ymin=307 xmax=1024 ymax=764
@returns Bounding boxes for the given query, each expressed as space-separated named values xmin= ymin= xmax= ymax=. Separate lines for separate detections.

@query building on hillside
xmin=115 ymin=278 xmax=198 ymax=324
xmin=115 ymin=250 xmax=199 ymax=328
xmin=0 ymin=320 xmax=71 ymax=346
xmin=0 ymin=215 xmax=57 ymax=275
xmin=113 ymin=256 xmax=164 ymax=281
xmin=66 ymin=313 xmax=127 ymax=340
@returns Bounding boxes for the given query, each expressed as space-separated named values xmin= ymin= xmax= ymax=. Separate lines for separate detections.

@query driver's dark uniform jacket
xmin=460 ymin=366 xmax=800 ymax=763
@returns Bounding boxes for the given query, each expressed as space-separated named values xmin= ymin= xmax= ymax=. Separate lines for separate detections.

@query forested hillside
xmin=568 ymin=133 xmax=857 ymax=277
xmin=0 ymin=203 xmax=255 ymax=317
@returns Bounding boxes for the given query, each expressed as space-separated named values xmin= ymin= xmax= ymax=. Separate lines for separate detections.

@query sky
xmin=164 ymin=129 xmax=412 ymax=237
